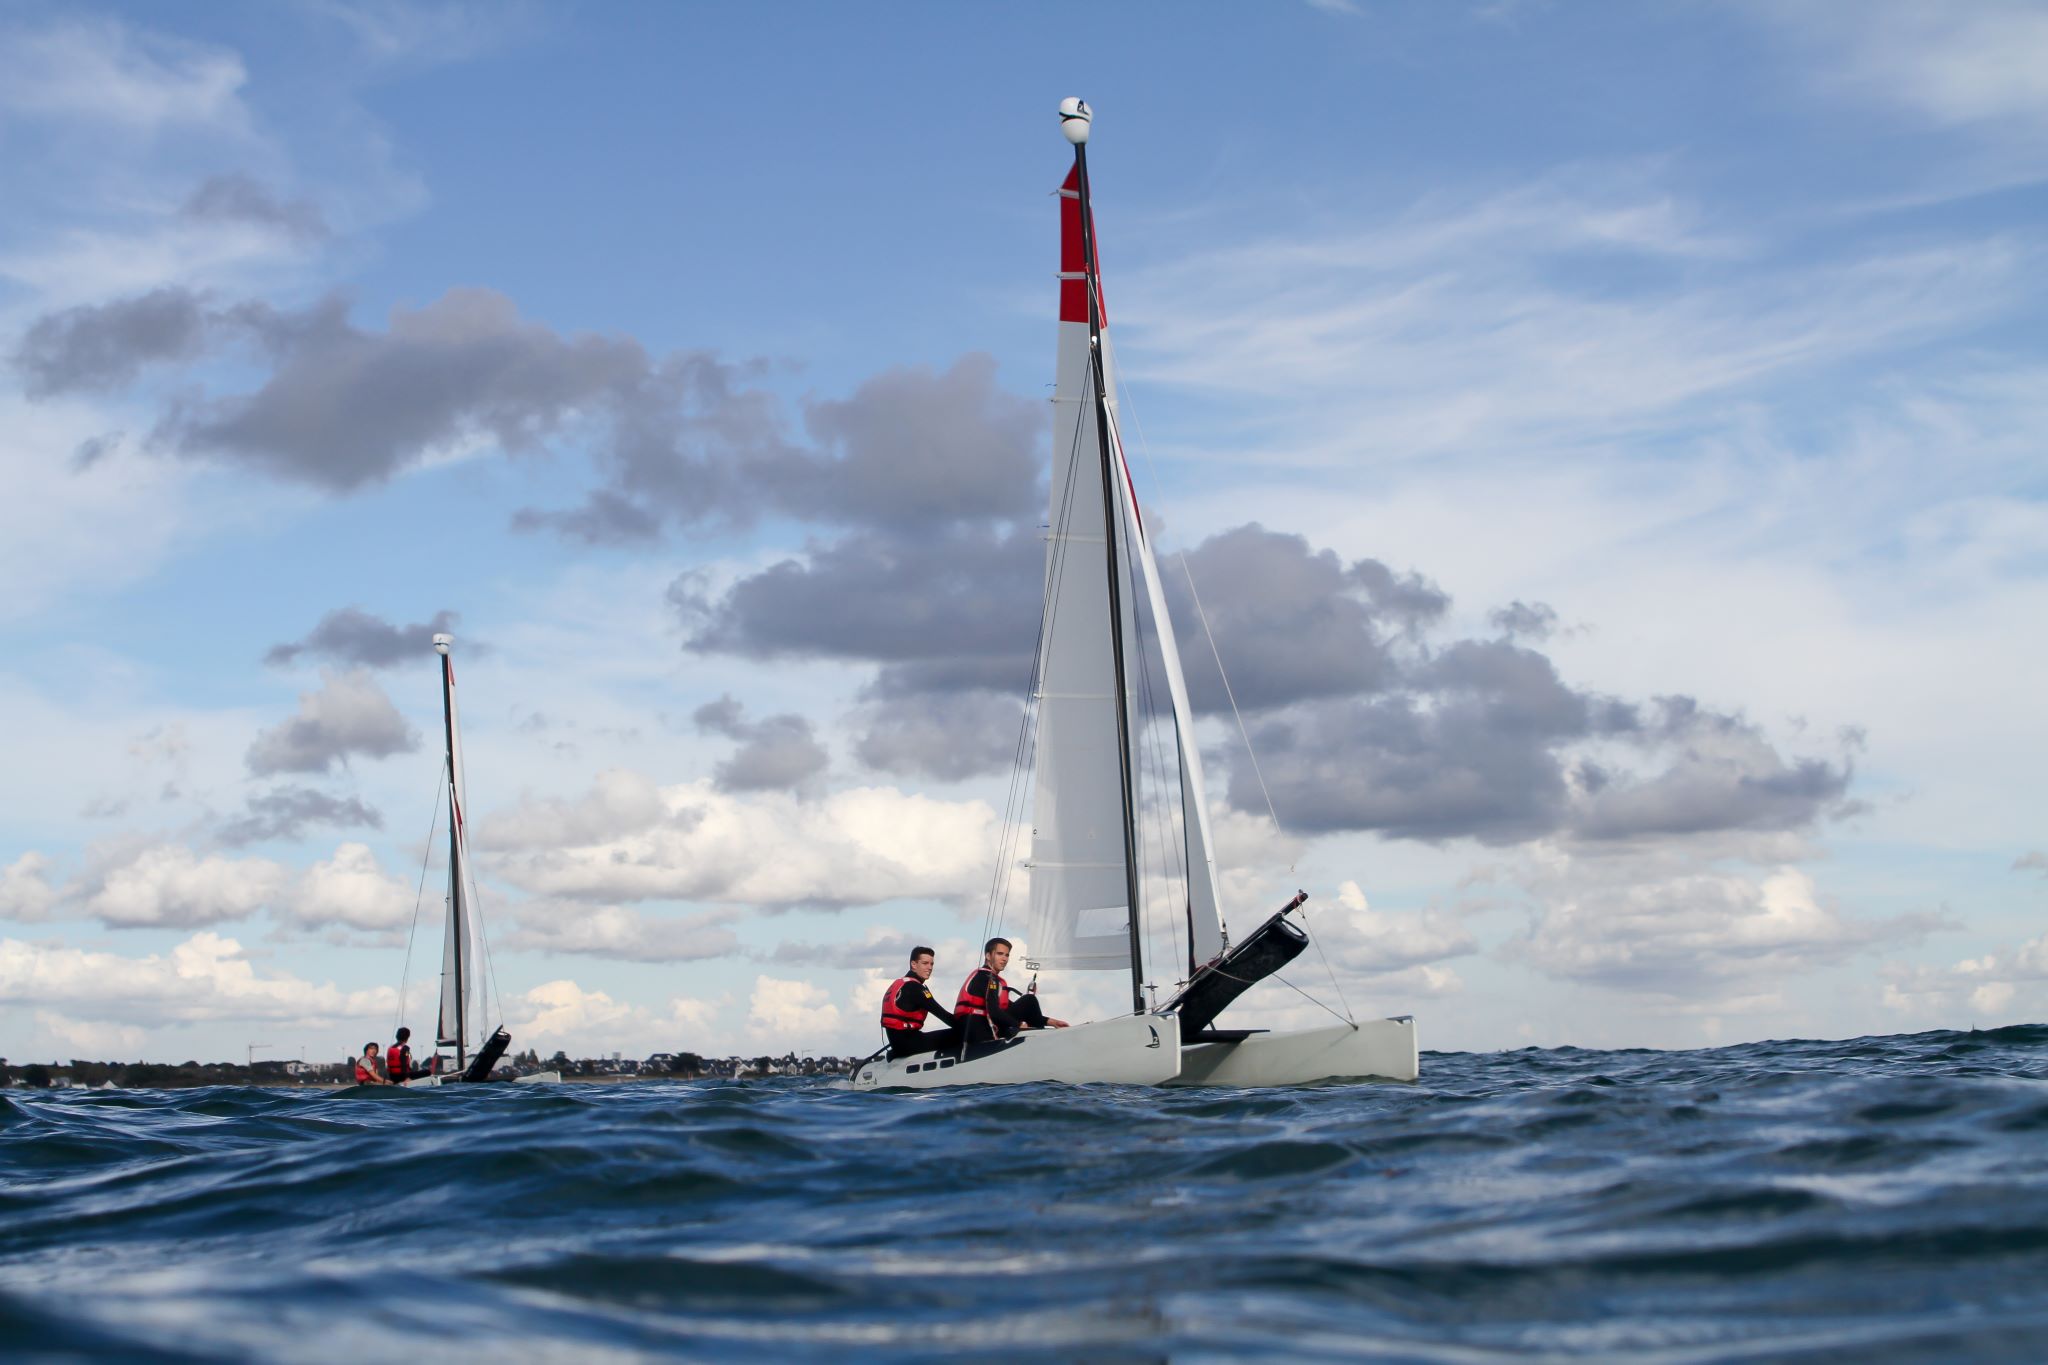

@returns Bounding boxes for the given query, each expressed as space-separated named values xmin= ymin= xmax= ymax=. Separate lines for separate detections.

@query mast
xmin=1063 ymin=99 xmax=1147 ymax=1015
xmin=433 ymin=632 xmax=468 ymax=1069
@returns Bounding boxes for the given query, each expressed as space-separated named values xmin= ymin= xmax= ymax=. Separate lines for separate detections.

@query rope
xmin=395 ymin=771 xmax=445 ymax=1032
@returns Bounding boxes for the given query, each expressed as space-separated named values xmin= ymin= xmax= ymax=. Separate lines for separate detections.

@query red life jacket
xmin=880 ymin=977 xmax=928 ymax=1031
xmin=353 ymin=1058 xmax=379 ymax=1084
xmin=386 ymin=1043 xmax=410 ymax=1082
xmin=955 ymin=969 xmax=1011 ymax=1020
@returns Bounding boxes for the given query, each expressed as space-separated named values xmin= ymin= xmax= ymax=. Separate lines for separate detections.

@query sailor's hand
xmin=1048 ymin=1018 xmax=1070 ymax=1028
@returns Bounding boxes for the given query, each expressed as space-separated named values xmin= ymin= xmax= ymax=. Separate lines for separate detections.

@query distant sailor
xmin=956 ymin=937 xmax=1068 ymax=1044
xmin=880 ymin=946 xmax=961 ymax=1059
xmin=353 ymin=1042 xmax=392 ymax=1086
xmin=385 ymin=1026 xmax=423 ymax=1083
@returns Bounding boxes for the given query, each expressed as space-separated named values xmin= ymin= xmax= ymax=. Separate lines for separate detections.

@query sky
xmin=1 ymin=0 xmax=2044 ymax=1068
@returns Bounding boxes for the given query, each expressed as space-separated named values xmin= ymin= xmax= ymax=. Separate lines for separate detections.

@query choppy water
xmin=3 ymin=1027 xmax=2047 ymax=1362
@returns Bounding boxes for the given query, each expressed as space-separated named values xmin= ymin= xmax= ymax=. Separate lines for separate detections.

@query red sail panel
xmin=1059 ymin=165 xmax=1106 ymax=325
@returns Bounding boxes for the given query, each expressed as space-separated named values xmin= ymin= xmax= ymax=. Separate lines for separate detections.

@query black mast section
xmin=438 ymin=649 xmax=467 ymax=1070
xmin=1073 ymin=141 xmax=1148 ymax=1016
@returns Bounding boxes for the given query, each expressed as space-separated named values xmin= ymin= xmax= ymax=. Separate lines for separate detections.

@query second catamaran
xmin=397 ymin=633 xmax=556 ymax=1087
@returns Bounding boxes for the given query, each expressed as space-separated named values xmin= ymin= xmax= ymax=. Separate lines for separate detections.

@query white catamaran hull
xmin=851 ymin=1014 xmax=1182 ymax=1090
xmin=851 ymin=1014 xmax=1419 ymax=1090
xmin=401 ymin=1070 xmax=562 ymax=1088
xmin=1169 ymin=1017 xmax=1417 ymax=1087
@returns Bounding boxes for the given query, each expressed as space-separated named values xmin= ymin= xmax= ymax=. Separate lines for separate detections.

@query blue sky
xmin=1 ymin=0 xmax=2044 ymax=1066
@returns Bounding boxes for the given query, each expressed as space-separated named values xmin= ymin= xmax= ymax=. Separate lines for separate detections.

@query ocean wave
xmin=2 ymin=1026 xmax=2046 ymax=1360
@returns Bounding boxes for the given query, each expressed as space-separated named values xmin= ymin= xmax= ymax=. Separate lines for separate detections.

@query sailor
xmin=353 ymin=1042 xmax=392 ymax=1085
xmin=956 ymin=937 xmax=1069 ymax=1044
xmin=385 ymin=1027 xmax=420 ymax=1083
xmin=880 ymin=946 xmax=960 ymax=1059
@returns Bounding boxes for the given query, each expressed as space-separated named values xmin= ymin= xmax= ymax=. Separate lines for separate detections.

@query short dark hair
xmin=363 ymin=1042 xmax=379 ymax=1054
xmin=909 ymin=946 xmax=935 ymax=962
xmin=395 ymin=1027 xmax=411 ymax=1042
xmin=983 ymin=936 xmax=1012 ymax=955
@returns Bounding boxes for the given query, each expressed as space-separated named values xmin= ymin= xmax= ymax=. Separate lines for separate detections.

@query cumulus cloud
xmin=1325 ymin=880 xmax=1479 ymax=976
xmin=1509 ymin=844 xmax=1942 ymax=997
xmin=33 ymin=1009 xmax=148 ymax=1055
xmin=477 ymin=773 xmax=996 ymax=912
xmin=217 ymin=785 xmax=383 ymax=846
xmin=747 ymin=975 xmax=843 ymax=1044
xmin=179 ymin=173 xmax=326 ymax=240
xmin=1883 ymin=929 xmax=2048 ymax=1022
xmin=691 ymin=694 xmax=829 ymax=793
xmin=504 ymin=903 xmax=742 ymax=963
xmin=852 ymin=690 xmax=1023 ymax=783
xmin=71 ymin=842 xmax=288 ymax=928
xmin=264 ymin=607 xmax=462 ymax=669
xmin=245 ymin=668 xmax=417 ymax=775
xmin=0 ymin=853 xmax=59 ymax=923
xmin=504 ymin=978 xmax=720 ymax=1055
xmin=13 ymin=287 xmax=215 ymax=397
xmin=289 ymin=842 xmax=413 ymax=932
xmin=0 ymin=931 xmax=394 ymax=1026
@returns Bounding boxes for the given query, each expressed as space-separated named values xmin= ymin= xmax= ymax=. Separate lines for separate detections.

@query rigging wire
xmin=980 ymin=365 xmax=1096 ymax=951
xmin=395 ymin=771 xmax=446 ymax=1033
xmin=1110 ymin=340 xmax=1355 ymax=1024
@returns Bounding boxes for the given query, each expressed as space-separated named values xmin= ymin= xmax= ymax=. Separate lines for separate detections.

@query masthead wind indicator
xmin=1058 ymin=97 xmax=1091 ymax=145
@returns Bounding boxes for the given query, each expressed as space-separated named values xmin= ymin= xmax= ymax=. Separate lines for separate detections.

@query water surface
xmin=4 ymin=1025 xmax=2046 ymax=1361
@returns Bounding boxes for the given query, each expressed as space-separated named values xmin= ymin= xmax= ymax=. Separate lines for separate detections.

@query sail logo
xmin=1146 ymin=1025 xmax=1161 ymax=1049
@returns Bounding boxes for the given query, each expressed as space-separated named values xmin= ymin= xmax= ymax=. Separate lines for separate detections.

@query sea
xmin=2 ymin=1025 xmax=2046 ymax=1363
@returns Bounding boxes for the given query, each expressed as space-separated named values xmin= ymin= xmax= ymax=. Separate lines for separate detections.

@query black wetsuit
xmin=885 ymin=978 xmax=962 ymax=1059
xmin=959 ymin=968 xmax=1050 ymax=1043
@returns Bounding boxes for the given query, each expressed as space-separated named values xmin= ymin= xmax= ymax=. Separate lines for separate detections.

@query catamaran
xmin=851 ymin=101 xmax=1417 ymax=1090
xmin=388 ymin=633 xmax=555 ymax=1087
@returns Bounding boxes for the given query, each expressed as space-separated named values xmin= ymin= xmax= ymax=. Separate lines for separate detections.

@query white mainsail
xmin=434 ymin=634 xmax=476 ymax=1056
xmin=1026 ymin=152 xmax=1228 ymax=979
xmin=1027 ymin=162 xmax=1136 ymax=973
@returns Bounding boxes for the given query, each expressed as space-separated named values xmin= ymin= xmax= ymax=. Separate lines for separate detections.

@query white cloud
xmin=504 ymin=902 xmax=742 ymax=962
xmin=504 ymin=978 xmax=721 ymax=1057
xmin=1762 ymin=1 xmax=2048 ymax=135
xmin=290 ymin=842 xmax=413 ymax=931
xmin=0 ymin=931 xmax=393 ymax=1026
xmin=33 ymin=1009 xmax=147 ymax=1056
xmin=1325 ymin=879 xmax=1478 ymax=975
xmin=246 ymin=668 xmax=418 ymax=776
xmin=1508 ymin=843 xmax=1940 ymax=998
xmin=747 ymin=975 xmax=842 ymax=1046
xmin=0 ymin=18 xmax=251 ymax=135
xmin=1883 ymin=930 xmax=2048 ymax=1024
xmin=73 ymin=841 xmax=288 ymax=928
xmin=0 ymin=853 xmax=58 ymax=922
xmin=482 ymin=774 xmax=997 ymax=911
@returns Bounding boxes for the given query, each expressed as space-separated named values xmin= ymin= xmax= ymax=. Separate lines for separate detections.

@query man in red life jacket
xmin=386 ymin=1027 xmax=420 ymax=1084
xmin=880 ymin=945 xmax=962 ymax=1059
xmin=956 ymin=937 xmax=1068 ymax=1045
xmin=353 ymin=1042 xmax=392 ymax=1085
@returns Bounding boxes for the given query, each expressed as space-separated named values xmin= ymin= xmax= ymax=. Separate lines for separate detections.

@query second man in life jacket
xmin=880 ymin=946 xmax=961 ymax=1059
xmin=956 ymin=937 xmax=1068 ymax=1045
xmin=386 ymin=1026 xmax=423 ymax=1084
